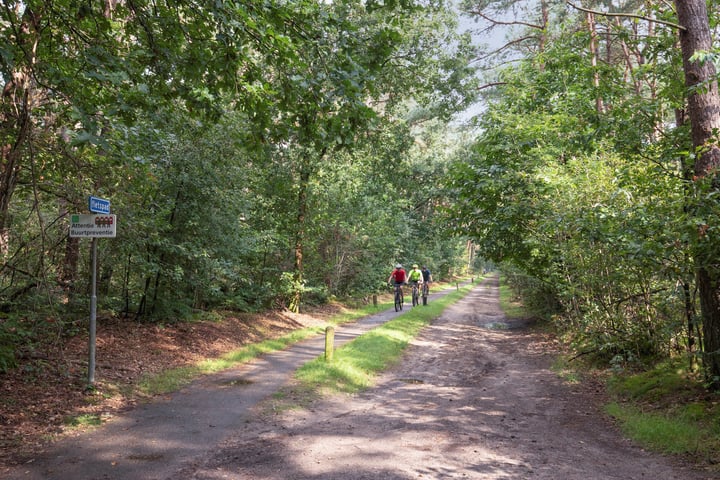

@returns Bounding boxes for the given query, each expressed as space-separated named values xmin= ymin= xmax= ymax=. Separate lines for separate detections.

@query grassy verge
xmin=604 ymin=361 xmax=720 ymax=465
xmin=498 ymin=280 xmax=527 ymax=319
xmin=268 ymin=281 xmax=477 ymax=411
xmin=137 ymin=305 xmax=388 ymax=397
xmin=137 ymin=328 xmax=323 ymax=395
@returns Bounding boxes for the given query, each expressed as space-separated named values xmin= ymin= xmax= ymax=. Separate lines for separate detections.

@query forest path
xmin=173 ymin=276 xmax=711 ymax=480
xmin=2 ymin=282 xmax=458 ymax=480
xmin=5 ymin=277 xmax=711 ymax=479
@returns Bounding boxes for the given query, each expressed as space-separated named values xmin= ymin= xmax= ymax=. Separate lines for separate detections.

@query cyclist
xmin=408 ymin=264 xmax=423 ymax=285
xmin=387 ymin=264 xmax=406 ymax=287
xmin=421 ymin=266 xmax=432 ymax=284
xmin=420 ymin=265 xmax=432 ymax=305
xmin=407 ymin=264 xmax=424 ymax=304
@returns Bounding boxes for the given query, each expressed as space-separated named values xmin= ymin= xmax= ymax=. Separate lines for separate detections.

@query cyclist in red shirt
xmin=387 ymin=264 xmax=406 ymax=286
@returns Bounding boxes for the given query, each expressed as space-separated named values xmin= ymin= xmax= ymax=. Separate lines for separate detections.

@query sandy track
xmin=178 ymin=277 xmax=710 ymax=479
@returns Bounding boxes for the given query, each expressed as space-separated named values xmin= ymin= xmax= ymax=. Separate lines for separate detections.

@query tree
xmin=254 ymin=0 xmax=477 ymax=311
xmin=0 ymin=0 xmax=307 ymax=308
xmin=674 ymin=0 xmax=720 ymax=388
xmin=444 ymin=1 xmax=706 ymax=366
xmin=462 ymin=0 xmax=556 ymax=61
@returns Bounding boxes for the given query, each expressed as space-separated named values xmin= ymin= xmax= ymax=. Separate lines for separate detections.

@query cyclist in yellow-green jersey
xmin=407 ymin=264 xmax=424 ymax=287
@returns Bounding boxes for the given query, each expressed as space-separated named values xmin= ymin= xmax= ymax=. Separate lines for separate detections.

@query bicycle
xmin=391 ymin=283 xmax=404 ymax=312
xmin=422 ymin=281 xmax=429 ymax=305
xmin=410 ymin=281 xmax=420 ymax=307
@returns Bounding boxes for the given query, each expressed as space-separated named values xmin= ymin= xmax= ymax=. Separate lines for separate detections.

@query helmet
xmin=412 ymin=264 xmax=418 ymax=268
xmin=395 ymin=264 xmax=402 ymax=269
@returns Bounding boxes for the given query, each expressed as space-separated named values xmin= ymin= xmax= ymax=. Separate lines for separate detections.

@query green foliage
xmin=0 ymin=315 xmax=30 ymax=372
xmin=498 ymin=277 xmax=535 ymax=320
xmin=444 ymin=8 xmax=701 ymax=371
xmin=501 ymin=269 xmax=561 ymax=320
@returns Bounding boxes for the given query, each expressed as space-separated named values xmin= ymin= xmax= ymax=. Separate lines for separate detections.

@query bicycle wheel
xmin=412 ymin=286 xmax=419 ymax=306
xmin=422 ymin=283 xmax=429 ymax=305
xmin=394 ymin=289 xmax=401 ymax=312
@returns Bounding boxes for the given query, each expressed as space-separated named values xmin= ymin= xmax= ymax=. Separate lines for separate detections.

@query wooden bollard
xmin=456 ymin=282 xmax=459 ymax=290
xmin=325 ymin=326 xmax=335 ymax=361
xmin=372 ymin=294 xmax=377 ymax=306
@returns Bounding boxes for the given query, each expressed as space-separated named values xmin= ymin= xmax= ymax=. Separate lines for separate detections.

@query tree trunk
xmin=0 ymin=7 xmax=41 ymax=256
xmin=289 ymin=161 xmax=309 ymax=313
xmin=682 ymin=279 xmax=698 ymax=369
xmin=675 ymin=0 xmax=720 ymax=388
xmin=0 ymin=94 xmax=32 ymax=258
xmin=675 ymin=104 xmax=698 ymax=369
xmin=586 ymin=12 xmax=604 ymax=115
xmin=59 ymin=198 xmax=80 ymax=297
xmin=62 ymin=236 xmax=80 ymax=290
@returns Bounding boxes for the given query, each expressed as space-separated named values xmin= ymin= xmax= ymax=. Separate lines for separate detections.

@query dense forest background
xmin=0 ymin=0 xmax=482 ymax=372
xmin=2 ymin=0 xmax=720 ymax=389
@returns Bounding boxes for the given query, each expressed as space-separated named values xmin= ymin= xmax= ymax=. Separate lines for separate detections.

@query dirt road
xmin=6 ymin=277 xmax=712 ymax=479
xmin=176 ymin=277 xmax=711 ymax=479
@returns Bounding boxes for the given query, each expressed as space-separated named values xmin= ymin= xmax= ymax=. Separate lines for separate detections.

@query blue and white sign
xmin=88 ymin=196 xmax=110 ymax=214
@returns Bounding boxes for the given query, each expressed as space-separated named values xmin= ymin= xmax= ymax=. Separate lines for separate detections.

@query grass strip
xmin=498 ymin=282 xmax=528 ymax=319
xmin=604 ymin=402 xmax=713 ymax=455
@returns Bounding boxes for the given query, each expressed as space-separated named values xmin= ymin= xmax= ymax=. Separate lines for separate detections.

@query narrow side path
xmin=3 ymin=282 xmax=471 ymax=480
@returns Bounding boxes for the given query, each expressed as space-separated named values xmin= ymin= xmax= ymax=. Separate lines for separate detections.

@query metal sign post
xmin=89 ymin=237 xmax=97 ymax=385
xmin=70 ymin=197 xmax=115 ymax=387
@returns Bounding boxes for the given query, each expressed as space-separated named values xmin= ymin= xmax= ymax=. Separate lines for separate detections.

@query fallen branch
xmin=569 ymin=349 xmax=598 ymax=362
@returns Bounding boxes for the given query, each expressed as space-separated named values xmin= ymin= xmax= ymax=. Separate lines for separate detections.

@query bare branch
xmin=566 ymin=1 xmax=685 ymax=31
xmin=478 ymin=82 xmax=506 ymax=91
xmin=465 ymin=9 xmax=544 ymax=30
xmin=475 ymin=35 xmax=539 ymax=62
